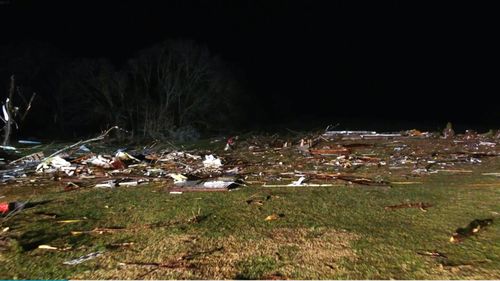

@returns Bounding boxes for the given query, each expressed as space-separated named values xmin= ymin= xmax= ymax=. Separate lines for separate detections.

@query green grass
xmin=0 ymin=142 xmax=499 ymax=279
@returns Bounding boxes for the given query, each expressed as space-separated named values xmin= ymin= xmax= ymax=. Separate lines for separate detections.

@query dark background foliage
xmin=0 ymin=0 xmax=498 ymax=140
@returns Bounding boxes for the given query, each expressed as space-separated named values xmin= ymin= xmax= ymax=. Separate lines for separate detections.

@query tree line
xmin=0 ymin=40 xmax=251 ymax=141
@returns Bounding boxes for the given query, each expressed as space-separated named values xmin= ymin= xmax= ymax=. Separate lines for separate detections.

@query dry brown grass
xmin=71 ymin=227 xmax=359 ymax=279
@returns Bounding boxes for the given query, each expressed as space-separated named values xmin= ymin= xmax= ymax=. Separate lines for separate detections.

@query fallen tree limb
xmin=45 ymin=126 xmax=122 ymax=159
xmin=384 ymin=202 xmax=432 ymax=212
xmin=303 ymin=172 xmax=391 ymax=186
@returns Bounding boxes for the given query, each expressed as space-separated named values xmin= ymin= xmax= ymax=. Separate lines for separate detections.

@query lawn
xmin=0 ymin=135 xmax=499 ymax=279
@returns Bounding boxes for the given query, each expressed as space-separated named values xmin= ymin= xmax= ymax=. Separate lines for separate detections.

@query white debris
xmin=479 ymin=141 xmax=496 ymax=147
xmin=145 ymin=168 xmax=166 ymax=177
xmin=95 ymin=180 xmax=116 ymax=188
xmin=224 ymin=167 xmax=239 ymax=175
xmin=288 ymin=176 xmax=306 ymax=186
xmin=468 ymin=158 xmax=482 ymax=164
xmin=118 ymin=181 xmax=138 ymax=187
xmin=169 ymin=173 xmax=187 ymax=183
xmin=203 ymin=155 xmax=222 ymax=169
xmin=85 ymin=155 xmax=113 ymax=168
xmin=482 ymin=172 xmax=500 ymax=177
xmin=0 ymin=145 xmax=17 ymax=151
xmin=115 ymin=151 xmax=140 ymax=162
xmin=203 ymin=180 xmax=236 ymax=189
xmin=78 ymin=145 xmax=91 ymax=152
xmin=63 ymin=251 xmax=103 ymax=265
xmin=158 ymin=151 xmax=201 ymax=161
xmin=36 ymin=156 xmax=72 ymax=174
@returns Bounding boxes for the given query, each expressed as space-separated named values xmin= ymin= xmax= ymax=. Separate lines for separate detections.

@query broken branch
xmin=46 ymin=126 xmax=122 ymax=159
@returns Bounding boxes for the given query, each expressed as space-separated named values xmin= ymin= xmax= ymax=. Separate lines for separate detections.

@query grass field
xmin=0 ymin=137 xmax=499 ymax=279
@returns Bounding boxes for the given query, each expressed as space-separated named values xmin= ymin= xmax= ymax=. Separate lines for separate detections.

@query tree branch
xmin=45 ymin=126 xmax=122 ymax=159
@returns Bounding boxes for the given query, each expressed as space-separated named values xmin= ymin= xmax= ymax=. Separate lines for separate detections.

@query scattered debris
xmin=18 ymin=140 xmax=41 ymax=145
xmin=336 ymin=175 xmax=390 ymax=186
xmin=8 ymin=151 xmax=44 ymax=165
xmin=224 ymin=136 xmax=237 ymax=151
xmin=71 ymin=227 xmax=125 ymax=235
xmin=309 ymin=147 xmax=350 ymax=156
xmin=0 ymin=126 xmax=498 ymax=235
xmin=384 ymin=202 xmax=433 ymax=212
xmin=450 ymin=219 xmax=493 ymax=243
xmin=169 ymin=173 xmax=188 ymax=183
xmin=57 ymin=219 xmax=82 ymax=224
xmin=0 ymin=145 xmax=17 ymax=151
xmin=202 ymin=154 xmax=222 ymax=169
xmin=288 ymin=176 xmax=306 ymax=186
xmin=265 ymin=213 xmax=285 ymax=221
xmin=170 ymin=176 xmax=244 ymax=192
xmin=95 ymin=180 xmax=117 ymax=188
xmin=45 ymin=126 xmax=121 ymax=160
xmin=37 ymin=245 xmax=59 ymax=250
xmin=443 ymin=122 xmax=455 ymax=139
xmin=0 ymin=201 xmax=26 ymax=215
xmin=63 ymin=251 xmax=104 ymax=265
xmin=64 ymin=182 xmax=80 ymax=191
xmin=78 ymin=145 xmax=91 ymax=152
xmin=38 ymin=245 xmax=72 ymax=251
xmin=417 ymin=251 xmax=448 ymax=259
xmin=482 ymin=172 xmax=500 ymax=177
xmin=36 ymin=156 xmax=72 ymax=174
xmin=391 ymin=181 xmax=422 ymax=185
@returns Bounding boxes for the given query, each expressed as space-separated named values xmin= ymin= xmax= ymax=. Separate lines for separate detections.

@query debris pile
xmin=0 ymin=125 xmax=499 ymax=195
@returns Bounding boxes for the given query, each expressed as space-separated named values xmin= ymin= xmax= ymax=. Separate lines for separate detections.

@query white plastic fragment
xmin=63 ymin=251 xmax=103 ymax=265
xmin=85 ymin=155 xmax=113 ymax=168
xmin=145 ymin=168 xmax=166 ymax=176
xmin=169 ymin=173 xmax=187 ymax=183
xmin=479 ymin=141 xmax=496 ymax=147
xmin=288 ymin=176 xmax=306 ymax=186
xmin=118 ymin=181 xmax=138 ymax=187
xmin=36 ymin=156 xmax=72 ymax=174
xmin=203 ymin=155 xmax=222 ymax=168
xmin=158 ymin=151 xmax=201 ymax=161
xmin=18 ymin=140 xmax=42 ymax=145
xmin=115 ymin=151 xmax=140 ymax=162
xmin=0 ymin=145 xmax=17 ymax=151
xmin=78 ymin=145 xmax=91 ymax=152
xmin=203 ymin=180 xmax=236 ymax=189
xmin=95 ymin=180 xmax=116 ymax=188
xmin=482 ymin=172 xmax=500 ymax=177
xmin=224 ymin=167 xmax=239 ymax=175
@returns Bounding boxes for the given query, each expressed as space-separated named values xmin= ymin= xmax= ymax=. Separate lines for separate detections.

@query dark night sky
xmin=1 ymin=0 xmax=499 ymax=131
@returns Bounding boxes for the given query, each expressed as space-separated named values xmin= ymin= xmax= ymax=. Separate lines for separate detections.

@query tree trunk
xmin=2 ymin=75 xmax=15 ymax=146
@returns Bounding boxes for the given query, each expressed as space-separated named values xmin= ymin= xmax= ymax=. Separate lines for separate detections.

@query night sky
xmin=1 ymin=0 xmax=498 ymax=132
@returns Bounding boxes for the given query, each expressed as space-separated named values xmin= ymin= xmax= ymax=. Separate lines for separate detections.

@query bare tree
xmin=127 ymin=40 xmax=233 ymax=139
xmin=1 ymin=75 xmax=36 ymax=145
xmin=1 ymin=75 xmax=15 ymax=145
xmin=47 ymin=39 xmax=242 ymax=140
